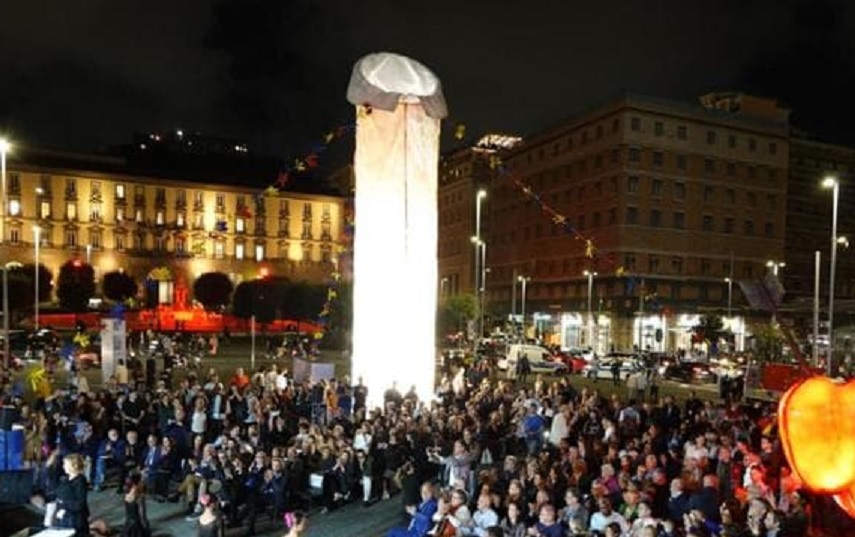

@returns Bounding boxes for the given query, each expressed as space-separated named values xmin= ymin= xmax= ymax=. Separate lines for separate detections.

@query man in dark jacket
xmin=687 ymin=474 xmax=721 ymax=523
xmin=667 ymin=478 xmax=691 ymax=524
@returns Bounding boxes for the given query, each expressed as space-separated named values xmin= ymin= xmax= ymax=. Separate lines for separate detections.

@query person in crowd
xmin=55 ymin=453 xmax=90 ymax=537
xmin=122 ymin=472 xmax=151 ymax=537
xmin=387 ymin=481 xmax=438 ymax=537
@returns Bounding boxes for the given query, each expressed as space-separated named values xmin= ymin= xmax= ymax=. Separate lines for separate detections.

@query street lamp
xmin=823 ymin=176 xmax=840 ymax=376
xmin=518 ymin=275 xmax=530 ymax=342
xmin=1 ymin=137 xmax=10 ymax=368
xmin=766 ymin=260 xmax=785 ymax=326
xmin=480 ymin=240 xmax=487 ymax=337
xmin=86 ymin=244 xmax=93 ymax=265
xmin=34 ymin=226 xmax=40 ymax=330
xmin=473 ymin=189 xmax=486 ymax=339
xmin=724 ymin=277 xmax=733 ymax=318
xmin=584 ymin=270 xmax=597 ymax=350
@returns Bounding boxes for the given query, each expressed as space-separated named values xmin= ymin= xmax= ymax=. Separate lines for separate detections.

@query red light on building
xmin=72 ymin=259 xmax=82 ymax=267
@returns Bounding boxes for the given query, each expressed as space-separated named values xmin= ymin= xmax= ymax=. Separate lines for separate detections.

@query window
xmin=631 ymin=117 xmax=641 ymax=131
xmin=676 ymin=154 xmax=687 ymax=170
xmin=303 ymin=203 xmax=312 ymax=219
xmin=40 ymin=175 xmax=52 ymax=195
xmin=672 ymin=257 xmax=683 ymax=274
xmin=702 ymin=215 xmax=714 ymax=231
xmin=611 ymin=118 xmax=620 ymax=132
xmin=704 ymin=186 xmax=714 ymax=203
xmin=743 ymin=220 xmax=755 ymax=236
xmin=135 ymin=208 xmax=143 ymax=223
xmin=175 ymin=236 xmax=186 ymax=254
xmin=215 ymin=194 xmax=225 ymax=212
xmin=115 ymin=233 xmax=125 ymax=251
xmin=674 ymin=182 xmax=686 ymax=200
xmin=8 ymin=199 xmax=20 ymax=216
xmin=279 ymin=218 xmax=289 ymax=237
xmin=90 ymin=229 xmax=102 ymax=249
xmin=704 ymin=158 xmax=716 ymax=173
xmin=255 ymin=244 xmax=265 ymax=262
xmin=115 ymin=206 xmax=124 ymax=223
xmin=726 ymin=189 xmax=735 ymax=204
xmin=322 ymin=203 xmax=331 ymax=220
xmin=652 ymin=151 xmax=664 ymax=167
xmin=214 ymin=240 xmax=225 ymax=259
xmin=767 ymin=194 xmax=776 ymax=211
xmin=654 ymin=121 xmax=664 ymax=136
xmin=90 ymin=181 xmax=101 ymax=199
xmin=9 ymin=227 xmax=19 ymax=244
xmin=235 ymin=242 xmax=245 ymax=260
xmin=706 ymin=130 xmax=717 ymax=144
xmin=321 ymin=221 xmax=332 ymax=241
xmin=747 ymin=192 xmax=757 ymax=207
xmin=592 ymin=212 xmax=601 ymax=228
xmin=577 ymin=215 xmax=586 ymax=230
xmin=134 ymin=232 xmax=145 ymax=251
xmin=627 ymin=175 xmax=639 ymax=193
xmin=176 ymin=190 xmax=186 ymax=207
xmin=748 ymin=138 xmax=757 ymax=152
xmin=625 ymin=253 xmax=637 ymax=270
xmin=65 ymin=229 xmax=77 ymax=248
xmin=7 ymin=173 xmax=20 ymax=194
xmin=155 ymin=210 xmax=164 ymax=226
xmin=648 ymin=255 xmax=660 ymax=273
xmin=176 ymin=212 xmax=185 ymax=228
xmin=728 ymin=135 xmax=736 ymax=148
xmin=90 ymin=201 xmax=102 ymax=221
xmin=236 ymin=218 xmax=245 ymax=233
xmin=302 ymin=220 xmax=312 ymax=239
xmin=724 ymin=218 xmax=734 ymax=234
xmin=727 ymin=162 xmax=736 ymax=177
xmin=65 ymin=178 xmax=77 ymax=197
xmin=677 ymin=125 xmax=687 ymax=140
xmin=321 ymin=245 xmax=332 ymax=263
xmin=609 ymin=207 xmax=617 ymax=225
xmin=769 ymin=142 xmax=778 ymax=155
xmin=628 ymin=148 xmax=640 ymax=162
xmin=193 ymin=212 xmax=204 ymax=230
xmin=40 ymin=201 xmax=51 ymax=219
xmin=626 ymin=207 xmax=638 ymax=225
xmin=66 ymin=202 xmax=77 ymax=221
xmin=301 ymin=242 xmax=312 ymax=261
xmin=765 ymin=222 xmax=774 ymax=238
xmin=193 ymin=191 xmax=204 ymax=209
xmin=650 ymin=210 xmax=662 ymax=227
xmin=673 ymin=212 xmax=685 ymax=229
xmin=748 ymin=166 xmax=756 ymax=179
xmin=701 ymin=259 xmax=711 ymax=275
xmin=651 ymin=179 xmax=663 ymax=197
xmin=115 ymin=184 xmax=125 ymax=199
xmin=155 ymin=188 xmax=166 ymax=207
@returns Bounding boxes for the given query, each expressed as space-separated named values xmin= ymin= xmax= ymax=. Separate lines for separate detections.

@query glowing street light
xmin=724 ymin=277 xmax=733 ymax=318
xmin=584 ymin=270 xmax=597 ymax=349
xmin=823 ymin=176 xmax=840 ymax=376
xmin=34 ymin=226 xmax=40 ymax=330
xmin=518 ymin=275 xmax=531 ymax=341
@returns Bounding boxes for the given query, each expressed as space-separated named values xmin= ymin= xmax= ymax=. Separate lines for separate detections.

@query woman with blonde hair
xmin=55 ymin=453 xmax=89 ymax=536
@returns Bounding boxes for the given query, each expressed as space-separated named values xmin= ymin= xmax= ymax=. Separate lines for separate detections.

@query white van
xmin=498 ymin=344 xmax=568 ymax=374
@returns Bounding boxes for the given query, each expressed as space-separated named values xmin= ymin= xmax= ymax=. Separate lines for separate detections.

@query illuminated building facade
xmin=0 ymin=146 xmax=345 ymax=302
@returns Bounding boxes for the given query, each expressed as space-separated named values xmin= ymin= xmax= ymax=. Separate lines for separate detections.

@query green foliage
xmin=437 ymin=293 xmax=477 ymax=336
xmin=751 ymin=323 xmax=784 ymax=362
xmin=193 ymin=272 xmax=234 ymax=311
xmin=56 ymin=260 xmax=96 ymax=313
xmin=102 ymin=271 xmax=138 ymax=303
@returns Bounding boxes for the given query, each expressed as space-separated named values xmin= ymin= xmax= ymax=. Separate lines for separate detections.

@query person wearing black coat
xmin=55 ymin=453 xmax=90 ymax=537
xmin=686 ymin=475 xmax=721 ymax=524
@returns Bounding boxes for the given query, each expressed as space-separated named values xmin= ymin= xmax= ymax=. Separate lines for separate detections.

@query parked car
xmin=662 ymin=361 xmax=716 ymax=383
xmin=498 ymin=344 xmax=569 ymax=375
xmin=583 ymin=358 xmax=645 ymax=381
xmin=552 ymin=351 xmax=588 ymax=373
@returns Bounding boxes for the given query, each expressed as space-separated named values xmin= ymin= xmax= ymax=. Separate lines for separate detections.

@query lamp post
xmin=34 ymin=226 xmax=40 ymax=330
xmin=823 ymin=176 xmax=839 ymax=376
xmin=473 ymin=189 xmax=486 ymax=340
xmin=724 ymin=277 xmax=733 ymax=317
xmin=518 ymin=275 xmax=530 ymax=342
xmin=86 ymin=244 xmax=92 ymax=265
xmin=766 ymin=260 xmax=785 ymax=326
xmin=1 ymin=138 xmax=10 ymax=368
xmin=584 ymin=270 xmax=596 ymax=350
xmin=480 ymin=240 xmax=487 ymax=337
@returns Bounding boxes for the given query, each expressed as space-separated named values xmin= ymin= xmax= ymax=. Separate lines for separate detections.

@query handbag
xmin=44 ymin=501 xmax=58 ymax=527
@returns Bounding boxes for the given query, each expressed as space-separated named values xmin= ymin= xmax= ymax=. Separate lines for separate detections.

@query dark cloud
xmin=2 ymin=0 xmax=855 ymax=163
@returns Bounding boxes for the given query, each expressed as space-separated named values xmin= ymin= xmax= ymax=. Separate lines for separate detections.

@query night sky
xmin=3 ymin=0 xmax=855 ymax=166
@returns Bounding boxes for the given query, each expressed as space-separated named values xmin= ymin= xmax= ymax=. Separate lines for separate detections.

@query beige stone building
xmin=1 ymin=146 xmax=345 ymax=302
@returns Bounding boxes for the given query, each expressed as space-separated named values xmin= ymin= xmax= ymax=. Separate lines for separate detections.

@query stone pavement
xmin=83 ymin=486 xmax=406 ymax=537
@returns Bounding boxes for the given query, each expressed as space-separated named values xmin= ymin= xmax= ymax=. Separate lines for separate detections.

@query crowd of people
xmin=0 ymin=330 xmax=849 ymax=536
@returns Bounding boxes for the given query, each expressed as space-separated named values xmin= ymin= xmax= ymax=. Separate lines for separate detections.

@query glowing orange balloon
xmin=778 ymin=376 xmax=855 ymax=493
xmin=834 ymin=486 xmax=855 ymax=520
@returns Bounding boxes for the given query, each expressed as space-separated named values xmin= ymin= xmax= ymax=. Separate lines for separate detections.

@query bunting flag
xmin=491 ymin=157 xmax=642 ymax=295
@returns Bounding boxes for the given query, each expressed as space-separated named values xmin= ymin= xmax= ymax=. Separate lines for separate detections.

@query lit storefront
xmin=633 ymin=315 xmax=667 ymax=352
xmin=560 ymin=312 xmax=611 ymax=354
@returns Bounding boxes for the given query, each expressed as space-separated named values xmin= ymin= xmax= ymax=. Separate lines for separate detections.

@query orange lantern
xmin=778 ymin=376 xmax=855 ymax=493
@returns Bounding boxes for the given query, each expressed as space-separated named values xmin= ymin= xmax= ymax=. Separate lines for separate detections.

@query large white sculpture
xmin=347 ymin=53 xmax=447 ymax=409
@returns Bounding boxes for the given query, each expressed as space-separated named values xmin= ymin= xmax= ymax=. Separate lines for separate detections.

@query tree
xmin=437 ymin=293 xmax=477 ymax=337
xmin=0 ymin=264 xmax=53 ymax=324
xmin=30 ymin=263 xmax=53 ymax=303
xmin=56 ymin=260 xmax=96 ymax=313
xmin=193 ymin=272 xmax=234 ymax=311
xmin=232 ymin=279 xmax=278 ymax=323
xmin=282 ymin=281 xmax=326 ymax=321
xmin=692 ymin=314 xmax=730 ymax=355
xmin=102 ymin=271 xmax=138 ymax=303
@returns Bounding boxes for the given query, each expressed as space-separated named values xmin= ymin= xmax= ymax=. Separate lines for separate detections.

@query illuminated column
xmin=347 ymin=53 xmax=447 ymax=408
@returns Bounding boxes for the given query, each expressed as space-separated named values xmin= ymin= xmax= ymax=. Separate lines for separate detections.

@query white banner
xmin=100 ymin=319 xmax=126 ymax=384
xmin=292 ymin=357 xmax=335 ymax=384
